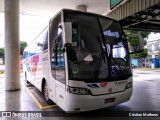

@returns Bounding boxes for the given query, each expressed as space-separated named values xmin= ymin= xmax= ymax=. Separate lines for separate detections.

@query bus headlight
xmin=126 ymin=82 xmax=132 ymax=89
xmin=67 ymin=86 xmax=91 ymax=95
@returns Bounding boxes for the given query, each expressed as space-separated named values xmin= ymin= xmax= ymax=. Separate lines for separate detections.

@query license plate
xmin=104 ymin=98 xmax=115 ymax=103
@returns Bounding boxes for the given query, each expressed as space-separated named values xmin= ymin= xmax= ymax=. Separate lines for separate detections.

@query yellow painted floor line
xmin=22 ymin=83 xmax=57 ymax=110
xmin=41 ymin=104 xmax=57 ymax=109
xmin=0 ymin=72 xmax=4 ymax=74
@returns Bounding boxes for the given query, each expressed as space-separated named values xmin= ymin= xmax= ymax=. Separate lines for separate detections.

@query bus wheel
xmin=44 ymin=82 xmax=52 ymax=104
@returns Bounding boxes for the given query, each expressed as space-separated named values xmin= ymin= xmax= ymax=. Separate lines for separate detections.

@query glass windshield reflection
xmin=64 ymin=11 xmax=132 ymax=82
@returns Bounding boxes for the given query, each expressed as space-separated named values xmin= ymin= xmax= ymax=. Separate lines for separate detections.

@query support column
xmin=76 ymin=5 xmax=87 ymax=12
xmin=5 ymin=0 xmax=20 ymax=90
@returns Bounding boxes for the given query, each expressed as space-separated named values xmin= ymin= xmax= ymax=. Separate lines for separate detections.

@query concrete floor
xmin=0 ymin=70 xmax=160 ymax=120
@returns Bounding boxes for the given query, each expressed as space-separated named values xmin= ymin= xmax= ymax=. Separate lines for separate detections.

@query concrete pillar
xmin=76 ymin=5 xmax=87 ymax=12
xmin=5 ymin=0 xmax=20 ymax=90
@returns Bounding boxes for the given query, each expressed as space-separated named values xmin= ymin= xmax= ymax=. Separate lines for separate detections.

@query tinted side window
xmin=35 ymin=27 xmax=48 ymax=52
xmin=50 ymin=13 xmax=66 ymax=84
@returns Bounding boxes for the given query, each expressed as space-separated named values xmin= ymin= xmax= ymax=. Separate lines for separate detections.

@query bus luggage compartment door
xmin=55 ymin=81 xmax=66 ymax=111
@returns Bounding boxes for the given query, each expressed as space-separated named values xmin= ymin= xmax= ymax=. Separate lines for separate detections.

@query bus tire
xmin=44 ymin=82 xmax=52 ymax=104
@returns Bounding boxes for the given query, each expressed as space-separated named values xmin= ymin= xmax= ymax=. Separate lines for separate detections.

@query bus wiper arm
xmin=97 ymin=36 xmax=106 ymax=63
xmin=92 ymin=52 xmax=103 ymax=80
xmin=91 ymin=37 xmax=106 ymax=80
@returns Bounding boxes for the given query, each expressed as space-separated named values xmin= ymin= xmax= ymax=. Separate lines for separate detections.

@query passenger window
xmin=35 ymin=27 xmax=48 ymax=52
xmin=58 ymin=27 xmax=62 ymax=35
xmin=53 ymin=33 xmax=65 ymax=84
xmin=49 ymin=13 xmax=65 ymax=84
xmin=43 ymin=30 xmax=48 ymax=50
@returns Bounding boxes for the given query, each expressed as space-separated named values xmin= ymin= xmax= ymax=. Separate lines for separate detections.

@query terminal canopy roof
xmin=120 ymin=4 xmax=160 ymax=32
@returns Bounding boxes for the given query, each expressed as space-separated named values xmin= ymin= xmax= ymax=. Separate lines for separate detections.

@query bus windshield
xmin=64 ymin=11 xmax=132 ymax=82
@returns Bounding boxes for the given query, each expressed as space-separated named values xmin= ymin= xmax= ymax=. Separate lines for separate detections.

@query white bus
xmin=23 ymin=9 xmax=144 ymax=112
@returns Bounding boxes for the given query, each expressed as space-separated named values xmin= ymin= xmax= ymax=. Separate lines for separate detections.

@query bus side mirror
xmin=128 ymin=33 xmax=145 ymax=54
xmin=62 ymin=22 xmax=72 ymax=52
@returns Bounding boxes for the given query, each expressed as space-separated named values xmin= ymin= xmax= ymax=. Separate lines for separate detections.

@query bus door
xmin=54 ymin=31 xmax=66 ymax=110
xmin=50 ymin=14 xmax=67 ymax=110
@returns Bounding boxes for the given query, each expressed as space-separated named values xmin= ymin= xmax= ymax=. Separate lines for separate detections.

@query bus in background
xmin=23 ymin=9 xmax=144 ymax=112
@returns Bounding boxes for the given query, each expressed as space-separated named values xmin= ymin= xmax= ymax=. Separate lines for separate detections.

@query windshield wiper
xmin=92 ymin=52 xmax=103 ymax=80
xmin=92 ymin=17 xmax=111 ymax=81
xmin=97 ymin=36 xmax=106 ymax=63
xmin=91 ymin=35 xmax=107 ymax=81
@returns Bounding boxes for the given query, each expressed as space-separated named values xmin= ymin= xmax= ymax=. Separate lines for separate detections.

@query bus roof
xmin=50 ymin=9 xmax=118 ymax=23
